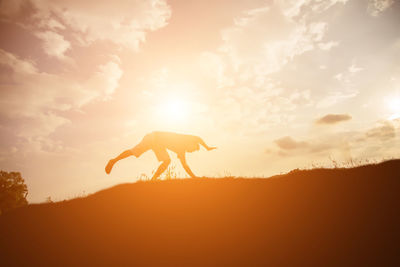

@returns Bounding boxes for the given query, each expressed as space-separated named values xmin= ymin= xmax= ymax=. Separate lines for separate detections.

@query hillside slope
xmin=1 ymin=160 xmax=400 ymax=266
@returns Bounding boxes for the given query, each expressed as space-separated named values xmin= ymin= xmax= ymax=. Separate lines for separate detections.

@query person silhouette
xmin=105 ymin=131 xmax=217 ymax=180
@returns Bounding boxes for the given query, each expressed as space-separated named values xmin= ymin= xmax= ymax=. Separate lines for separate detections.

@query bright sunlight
xmin=386 ymin=95 xmax=400 ymax=119
xmin=156 ymin=97 xmax=190 ymax=123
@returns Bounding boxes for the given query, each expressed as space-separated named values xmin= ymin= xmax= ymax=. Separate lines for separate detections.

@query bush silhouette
xmin=0 ymin=171 xmax=28 ymax=215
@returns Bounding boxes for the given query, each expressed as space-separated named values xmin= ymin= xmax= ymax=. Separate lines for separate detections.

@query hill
xmin=1 ymin=160 xmax=400 ymax=266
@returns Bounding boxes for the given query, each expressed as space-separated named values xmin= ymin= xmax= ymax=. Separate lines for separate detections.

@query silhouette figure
xmin=105 ymin=131 xmax=217 ymax=180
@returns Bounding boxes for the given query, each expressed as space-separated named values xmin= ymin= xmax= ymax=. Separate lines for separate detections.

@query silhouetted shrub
xmin=0 ymin=171 xmax=28 ymax=215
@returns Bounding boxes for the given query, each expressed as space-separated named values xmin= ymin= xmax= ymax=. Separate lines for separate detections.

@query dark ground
xmin=1 ymin=160 xmax=400 ymax=266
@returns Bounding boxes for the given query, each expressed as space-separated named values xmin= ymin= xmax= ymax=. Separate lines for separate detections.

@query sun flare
xmin=386 ymin=96 xmax=400 ymax=119
xmin=156 ymin=97 xmax=190 ymax=123
xmin=387 ymin=97 xmax=400 ymax=112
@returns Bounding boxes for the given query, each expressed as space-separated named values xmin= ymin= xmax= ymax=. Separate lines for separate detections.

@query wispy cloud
xmin=274 ymin=136 xmax=309 ymax=150
xmin=1 ymin=0 xmax=171 ymax=50
xmin=315 ymin=114 xmax=352 ymax=125
xmin=0 ymin=49 xmax=122 ymax=151
xmin=367 ymin=0 xmax=394 ymax=17
xmin=365 ymin=120 xmax=396 ymax=141
xmin=268 ymin=119 xmax=400 ymax=160
xmin=34 ymin=31 xmax=71 ymax=60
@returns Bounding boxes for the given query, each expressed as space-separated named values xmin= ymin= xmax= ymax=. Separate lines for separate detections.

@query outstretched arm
xmin=198 ymin=137 xmax=217 ymax=151
xmin=178 ymin=154 xmax=197 ymax=178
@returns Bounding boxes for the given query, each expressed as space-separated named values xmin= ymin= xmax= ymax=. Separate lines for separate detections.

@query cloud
xmin=274 ymin=136 xmax=309 ymax=150
xmin=269 ymin=134 xmax=338 ymax=158
xmin=0 ymin=0 xmax=171 ymax=55
xmin=315 ymin=114 xmax=352 ymax=125
xmin=194 ymin=1 xmax=344 ymax=135
xmin=316 ymin=91 xmax=358 ymax=108
xmin=268 ymin=118 xmax=400 ymax=161
xmin=0 ymin=49 xmax=37 ymax=75
xmin=318 ymin=41 xmax=339 ymax=50
xmin=34 ymin=31 xmax=71 ymax=60
xmin=365 ymin=120 xmax=396 ymax=141
xmin=269 ymin=134 xmax=340 ymax=158
xmin=0 ymin=48 xmax=122 ymax=114
xmin=348 ymin=64 xmax=363 ymax=73
xmin=367 ymin=0 xmax=394 ymax=17
xmin=278 ymin=0 xmax=348 ymax=18
xmin=0 ymin=49 xmax=122 ymax=150
xmin=219 ymin=5 xmax=332 ymax=77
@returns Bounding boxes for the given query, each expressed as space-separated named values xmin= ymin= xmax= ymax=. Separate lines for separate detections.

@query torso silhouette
xmin=141 ymin=131 xmax=200 ymax=159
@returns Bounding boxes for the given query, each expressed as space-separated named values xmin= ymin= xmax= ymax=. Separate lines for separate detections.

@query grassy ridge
xmin=1 ymin=160 xmax=400 ymax=266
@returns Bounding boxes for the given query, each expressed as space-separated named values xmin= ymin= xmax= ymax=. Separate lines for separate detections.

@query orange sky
xmin=1 ymin=0 xmax=400 ymax=202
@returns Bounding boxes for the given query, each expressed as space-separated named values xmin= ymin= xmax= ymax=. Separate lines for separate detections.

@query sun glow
xmin=386 ymin=96 xmax=400 ymax=120
xmin=387 ymin=97 xmax=400 ymax=112
xmin=156 ymin=97 xmax=190 ymax=123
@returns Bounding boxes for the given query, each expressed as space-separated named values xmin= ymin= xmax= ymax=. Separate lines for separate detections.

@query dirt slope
xmin=1 ymin=160 xmax=400 ymax=266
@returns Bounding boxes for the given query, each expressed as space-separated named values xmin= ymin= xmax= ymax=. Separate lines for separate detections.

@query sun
xmin=386 ymin=96 xmax=400 ymax=120
xmin=164 ymin=99 xmax=188 ymax=121
xmin=156 ymin=97 xmax=190 ymax=123
xmin=387 ymin=97 xmax=400 ymax=112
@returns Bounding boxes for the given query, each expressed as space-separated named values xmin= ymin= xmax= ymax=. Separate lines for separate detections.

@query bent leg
xmin=105 ymin=149 xmax=134 ymax=174
xmin=151 ymin=158 xmax=171 ymax=180
xmin=115 ymin=149 xmax=134 ymax=161
xmin=105 ymin=139 xmax=151 ymax=174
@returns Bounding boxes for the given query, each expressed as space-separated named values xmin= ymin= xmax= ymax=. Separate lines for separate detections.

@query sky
xmin=1 ymin=0 xmax=399 ymax=203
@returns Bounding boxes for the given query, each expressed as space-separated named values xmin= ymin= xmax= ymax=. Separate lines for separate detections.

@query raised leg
xmin=151 ymin=159 xmax=171 ymax=180
xmin=105 ymin=150 xmax=133 ymax=174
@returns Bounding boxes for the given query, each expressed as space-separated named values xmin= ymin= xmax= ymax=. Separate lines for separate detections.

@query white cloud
xmin=348 ymin=64 xmax=363 ymax=73
xmin=198 ymin=52 xmax=233 ymax=89
xmin=365 ymin=120 xmax=397 ymax=141
xmin=199 ymin=1 xmax=342 ymax=134
xmin=317 ymin=61 xmax=364 ymax=109
xmin=0 ymin=0 xmax=171 ymax=59
xmin=318 ymin=41 xmax=339 ymax=50
xmin=86 ymin=61 xmax=123 ymax=100
xmin=0 ymin=49 xmax=37 ymax=75
xmin=367 ymin=0 xmax=394 ymax=17
xmin=43 ymin=18 xmax=66 ymax=30
xmin=17 ymin=112 xmax=71 ymax=140
xmin=278 ymin=0 xmax=348 ymax=19
xmin=334 ymin=73 xmax=344 ymax=81
xmin=36 ymin=0 xmax=170 ymax=49
xmin=316 ymin=90 xmax=358 ymax=108
xmin=34 ymin=31 xmax=71 ymax=60
xmin=0 ymin=49 xmax=122 ymax=148
xmin=218 ymin=3 xmax=336 ymax=81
